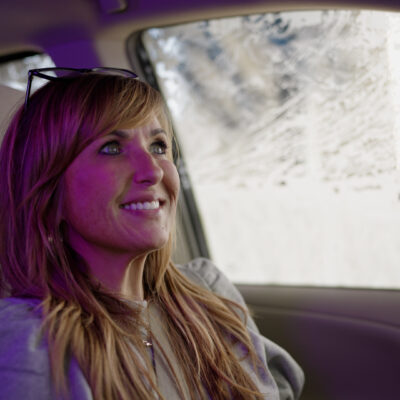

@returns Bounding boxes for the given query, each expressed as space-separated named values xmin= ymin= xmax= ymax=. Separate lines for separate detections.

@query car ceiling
xmin=1 ymin=0 xmax=400 ymax=57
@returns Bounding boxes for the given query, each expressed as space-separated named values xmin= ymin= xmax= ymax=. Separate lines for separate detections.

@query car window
xmin=142 ymin=10 xmax=400 ymax=288
xmin=0 ymin=52 xmax=55 ymax=91
xmin=0 ymin=52 xmax=56 ymax=129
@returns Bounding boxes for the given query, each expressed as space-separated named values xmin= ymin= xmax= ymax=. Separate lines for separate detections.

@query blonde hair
xmin=0 ymin=73 xmax=265 ymax=399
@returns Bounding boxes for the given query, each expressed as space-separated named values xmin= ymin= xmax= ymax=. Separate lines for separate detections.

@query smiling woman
xmin=0 ymin=68 xmax=303 ymax=399
xmin=63 ymin=121 xmax=180 ymax=301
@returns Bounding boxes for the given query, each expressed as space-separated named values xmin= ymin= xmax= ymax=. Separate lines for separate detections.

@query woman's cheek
xmin=163 ymin=160 xmax=180 ymax=198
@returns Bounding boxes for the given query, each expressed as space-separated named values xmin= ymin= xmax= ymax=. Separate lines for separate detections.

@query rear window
xmin=0 ymin=52 xmax=56 ymax=128
xmin=141 ymin=10 xmax=400 ymax=288
xmin=0 ymin=52 xmax=55 ymax=91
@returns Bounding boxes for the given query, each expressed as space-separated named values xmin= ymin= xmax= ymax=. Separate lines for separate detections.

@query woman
xmin=0 ymin=68 xmax=304 ymax=400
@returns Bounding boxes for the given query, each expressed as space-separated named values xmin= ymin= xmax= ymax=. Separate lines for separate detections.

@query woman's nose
xmin=132 ymin=150 xmax=163 ymax=186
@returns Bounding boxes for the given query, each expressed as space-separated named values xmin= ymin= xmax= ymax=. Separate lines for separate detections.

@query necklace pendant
xmin=143 ymin=339 xmax=153 ymax=347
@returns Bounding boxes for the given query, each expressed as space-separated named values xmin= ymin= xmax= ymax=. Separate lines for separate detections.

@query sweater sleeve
xmin=177 ymin=257 xmax=305 ymax=400
xmin=0 ymin=298 xmax=93 ymax=400
xmin=0 ymin=298 xmax=54 ymax=400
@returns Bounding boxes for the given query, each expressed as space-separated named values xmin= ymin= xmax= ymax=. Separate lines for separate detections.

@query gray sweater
xmin=0 ymin=258 xmax=304 ymax=399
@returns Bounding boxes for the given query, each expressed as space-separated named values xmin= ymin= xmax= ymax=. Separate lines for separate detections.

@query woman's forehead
xmin=106 ymin=115 xmax=171 ymax=138
xmin=104 ymin=126 xmax=168 ymax=140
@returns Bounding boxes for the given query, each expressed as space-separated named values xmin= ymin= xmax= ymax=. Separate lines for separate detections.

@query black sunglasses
xmin=24 ymin=67 xmax=139 ymax=110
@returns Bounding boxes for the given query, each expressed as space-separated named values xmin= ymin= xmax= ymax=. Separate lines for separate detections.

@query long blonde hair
xmin=0 ymin=73 xmax=265 ymax=399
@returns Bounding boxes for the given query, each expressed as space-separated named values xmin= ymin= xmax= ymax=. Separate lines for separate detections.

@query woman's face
xmin=62 ymin=117 xmax=180 ymax=261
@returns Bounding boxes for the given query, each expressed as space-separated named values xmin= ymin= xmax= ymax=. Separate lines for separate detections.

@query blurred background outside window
xmin=142 ymin=10 xmax=400 ymax=288
xmin=0 ymin=53 xmax=55 ymax=126
xmin=0 ymin=53 xmax=55 ymax=91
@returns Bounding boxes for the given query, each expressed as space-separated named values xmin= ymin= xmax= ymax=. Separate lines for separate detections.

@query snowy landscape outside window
xmin=142 ymin=10 xmax=400 ymax=288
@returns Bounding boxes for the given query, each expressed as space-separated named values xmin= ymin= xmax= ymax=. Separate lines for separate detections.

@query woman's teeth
xmin=122 ymin=200 xmax=160 ymax=210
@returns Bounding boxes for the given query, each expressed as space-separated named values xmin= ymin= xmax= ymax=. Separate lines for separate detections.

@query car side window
xmin=137 ymin=10 xmax=400 ymax=289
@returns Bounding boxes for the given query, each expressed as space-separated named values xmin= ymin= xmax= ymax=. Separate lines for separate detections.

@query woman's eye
xmin=150 ymin=140 xmax=168 ymax=155
xmin=99 ymin=141 xmax=121 ymax=155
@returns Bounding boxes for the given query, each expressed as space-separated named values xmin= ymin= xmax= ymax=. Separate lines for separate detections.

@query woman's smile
xmin=120 ymin=200 xmax=161 ymax=211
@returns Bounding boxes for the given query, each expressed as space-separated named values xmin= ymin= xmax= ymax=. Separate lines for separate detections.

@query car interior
xmin=1 ymin=1 xmax=400 ymax=399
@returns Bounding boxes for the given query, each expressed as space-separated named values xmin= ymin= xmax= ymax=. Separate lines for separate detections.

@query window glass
xmin=142 ymin=10 xmax=400 ymax=288
xmin=0 ymin=53 xmax=55 ymax=92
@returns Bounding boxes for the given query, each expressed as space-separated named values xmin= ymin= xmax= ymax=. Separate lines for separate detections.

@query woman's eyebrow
xmin=108 ymin=130 xmax=129 ymax=139
xmin=150 ymin=128 xmax=167 ymax=137
xmin=107 ymin=128 xmax=167 ymax=139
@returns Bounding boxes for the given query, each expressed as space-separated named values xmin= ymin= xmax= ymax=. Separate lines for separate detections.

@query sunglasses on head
xmin=24 ymin=67 xmax=139 ymax=110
